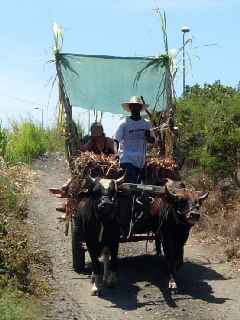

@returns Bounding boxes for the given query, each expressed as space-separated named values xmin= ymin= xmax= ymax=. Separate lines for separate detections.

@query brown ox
xmin=149 ymin=181 xmax=208 ymax=290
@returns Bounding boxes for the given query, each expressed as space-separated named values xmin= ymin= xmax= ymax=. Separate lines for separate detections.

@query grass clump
xmin=5 ymin=122 xmax=48 ymax=164
xmin=0 ymin=288 xmax=41 ymax=320
xmin=1 ymin=121 xmax=65 ymax=164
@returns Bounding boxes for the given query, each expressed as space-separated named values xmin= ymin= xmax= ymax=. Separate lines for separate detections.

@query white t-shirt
xmin=114 ymin=117 xmax=152 ymax=168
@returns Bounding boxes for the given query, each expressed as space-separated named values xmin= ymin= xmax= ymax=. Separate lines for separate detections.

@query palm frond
xmin=133 ymin=54 xmax=171 ymax=88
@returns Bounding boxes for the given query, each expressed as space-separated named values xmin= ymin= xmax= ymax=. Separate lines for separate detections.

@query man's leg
xmin=118 ymin=163 xmax=140 ymax=237
xmin=120 ymin=163 xmax=141 ymax=183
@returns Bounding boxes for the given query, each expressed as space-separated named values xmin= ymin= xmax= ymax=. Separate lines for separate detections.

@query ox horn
xmin=165 ymin=179 xmax=178 ymax=199
xmin=199 ymin=192 xmax=208 ymax=201
xmin=87 ymin=174 xmax=96 ymax=185
xmin=116 ymin=172 xmax=126 ymax=185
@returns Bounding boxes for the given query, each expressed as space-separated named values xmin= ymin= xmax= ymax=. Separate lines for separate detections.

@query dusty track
xmin=29 ymin=154 xmax=240 ymax=320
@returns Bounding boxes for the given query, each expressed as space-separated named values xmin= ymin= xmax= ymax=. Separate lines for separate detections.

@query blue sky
xmin=0 ymin=0 xmax=239 ymax=134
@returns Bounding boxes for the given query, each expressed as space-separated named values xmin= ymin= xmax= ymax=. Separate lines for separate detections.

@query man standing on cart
xmin=114 ymin=96 xmax=156 ymax=237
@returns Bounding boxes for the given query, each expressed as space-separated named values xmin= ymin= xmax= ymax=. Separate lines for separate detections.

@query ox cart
xmin=49 ymin=25 xmax=209 ymax=293
xmin=50 ymin=150 xmax=180 ymax=272
xmin=49 ymin=150 xmax=208 ymax=295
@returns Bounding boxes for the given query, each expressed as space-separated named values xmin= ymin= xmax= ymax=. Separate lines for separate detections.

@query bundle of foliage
xmin=176 ymin=81 xmax=240 ymax=182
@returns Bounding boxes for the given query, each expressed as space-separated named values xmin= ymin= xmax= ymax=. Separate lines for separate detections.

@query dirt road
xmin=29 ymin=154 xmax=240 ymax=320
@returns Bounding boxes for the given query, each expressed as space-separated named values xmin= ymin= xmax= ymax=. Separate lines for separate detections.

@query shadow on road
xmin=96 ymin=254 xmax=230 ymax=310
xmin=177 ymin=260 xmax=229 ymax=304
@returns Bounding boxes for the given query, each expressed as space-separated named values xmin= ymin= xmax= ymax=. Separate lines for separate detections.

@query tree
xmin=176 ymin=82 xmax=240 ymax=181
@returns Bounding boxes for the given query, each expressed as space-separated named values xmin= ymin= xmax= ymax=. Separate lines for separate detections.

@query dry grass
xmin=183 ymin=169 xmax=240 ymax=261
xmin=0 ymin=160 xmax=50 ymax=319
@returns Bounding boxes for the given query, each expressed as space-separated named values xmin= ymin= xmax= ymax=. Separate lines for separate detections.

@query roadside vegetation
xmin=0 ymin=163 xmax=47 ymax=320
xmin=0 ymin=120 xmax=65 ymax=164
xmin=176 ymin=81 xmax=240 ymax=260
xmin=1 ymin=82 xmax=240 ymax=318
xmin=0 ymin=121 xmax=65 ymax=319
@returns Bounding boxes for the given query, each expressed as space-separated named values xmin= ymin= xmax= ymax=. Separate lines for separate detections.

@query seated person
xmin=79 ymin=122 xmax=115 ymax=155
xmin=56 ymin=123 xmax=115 ymax=218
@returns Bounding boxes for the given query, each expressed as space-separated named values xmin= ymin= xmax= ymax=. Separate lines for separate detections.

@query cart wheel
xmin=71 ymin=218 xmax=85 ymax=271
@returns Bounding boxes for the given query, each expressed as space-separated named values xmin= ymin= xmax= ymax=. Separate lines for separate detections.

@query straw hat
xmin=121 ymin=96 xmax=149 ymax=112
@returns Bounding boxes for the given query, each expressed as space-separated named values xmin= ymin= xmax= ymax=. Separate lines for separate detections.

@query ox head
xmin=165 ymin=181 xmax=208 ymax=225
xmin=87 ymin=174 xmax=125 ymax=220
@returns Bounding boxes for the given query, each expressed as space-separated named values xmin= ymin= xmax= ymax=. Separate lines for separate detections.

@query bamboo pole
xmin=53 ymin=23 xmax=79 ymax=159
xmin=55 ymin=54 xmax=78 ymax=159
xmin=164 ymin=63 xmax=176 ymax=157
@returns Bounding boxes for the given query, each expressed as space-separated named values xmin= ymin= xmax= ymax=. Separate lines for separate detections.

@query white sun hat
xmin=121 ymin=96 xmax=149 ymax=112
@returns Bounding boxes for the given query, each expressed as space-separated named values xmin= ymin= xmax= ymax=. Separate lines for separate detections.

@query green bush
xmin=0 ymin=118 xmax=84 ymax=164
xmin=3 ymin=121 xmax=65 ymax=164
xmin=176 ymin=81 xmax=240 ymax=181
xmin=5 ymin=122 xmax=48 ymax=164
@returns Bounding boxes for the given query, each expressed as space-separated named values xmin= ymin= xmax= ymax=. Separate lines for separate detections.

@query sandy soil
xmin=28 ymin=154 xmax=240 ymax=320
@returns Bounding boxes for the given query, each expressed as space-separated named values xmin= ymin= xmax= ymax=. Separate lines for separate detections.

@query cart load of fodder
xmin=70 ymin=151 xmax=179 ymax=182
xmin=144 ymin=154 xmax=179 ymax=184
xmin=69 ymin=151 xmax=121 ymax=179
xmin=49 ymin=152 xmax=121 ymax=203
xmin=58 ymin=151 xmax=179 ymax=197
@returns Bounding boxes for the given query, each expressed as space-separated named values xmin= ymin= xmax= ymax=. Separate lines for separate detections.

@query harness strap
xmin=98 ymin=223 xmax=104 ymax=242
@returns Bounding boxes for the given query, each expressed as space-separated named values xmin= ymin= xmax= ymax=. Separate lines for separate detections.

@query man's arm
xmin=145 ymin=121 xmax=156 ymax=144
xmin=105 ymin=137 xmax=116 ymax=154
xmin=113 ymin=122 xmax=125 ymax=149
xmin=79 ymin=140 xmax=92 ymax=152
xmin=145 ymin=129 xmax=155 ymax=143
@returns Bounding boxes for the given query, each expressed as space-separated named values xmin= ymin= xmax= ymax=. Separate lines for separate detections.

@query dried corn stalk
xmin=69 ymin=151 xmax=121 ymax=179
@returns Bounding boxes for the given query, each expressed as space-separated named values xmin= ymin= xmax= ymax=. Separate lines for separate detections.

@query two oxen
xmin=50 ymin=175 xmax=208 ymax=296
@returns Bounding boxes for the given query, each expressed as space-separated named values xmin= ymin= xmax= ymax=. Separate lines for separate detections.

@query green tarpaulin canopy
xmin=58 ymin=53 xmax=166 ymax=114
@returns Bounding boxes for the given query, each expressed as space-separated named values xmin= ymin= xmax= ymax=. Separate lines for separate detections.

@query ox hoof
xmin=91 ymin=288 xmax=101 ymax=296
xmin=106 ymin=272 xmax=118 ymax=288
xmin=168 ymin=279 xmax=178 ymax=291
xmin=91 ymin=284 xmax=102 ymax=296
xmin=90 ymin=273 xmax=95 ymax=284
xmin=91 ymin=275 xmax=103 ymax=296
